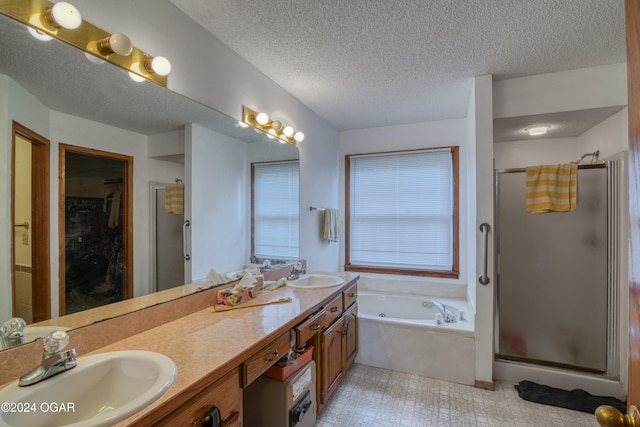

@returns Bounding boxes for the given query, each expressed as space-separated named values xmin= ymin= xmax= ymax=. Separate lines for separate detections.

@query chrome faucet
xmin=430 ymin=300 xmax=457 ymax=323
xmin=0 ymin=317 xmax=26 ymax=349
xmin=19 ymin=330 xmax=77 ymax=387
xmin=287 ymin=261 xmax=305 ymax=281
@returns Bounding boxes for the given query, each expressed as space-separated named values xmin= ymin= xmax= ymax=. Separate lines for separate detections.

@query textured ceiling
xmin=170 ymin=0 xmax=626 ymax=131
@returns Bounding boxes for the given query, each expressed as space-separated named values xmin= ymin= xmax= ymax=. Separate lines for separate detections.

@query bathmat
xmin=515 ymin=380 xmax=626 ymax=414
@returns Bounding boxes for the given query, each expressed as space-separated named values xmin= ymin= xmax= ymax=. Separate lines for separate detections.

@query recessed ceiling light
xmin=525 ymin=125 xmax=551 ymax=136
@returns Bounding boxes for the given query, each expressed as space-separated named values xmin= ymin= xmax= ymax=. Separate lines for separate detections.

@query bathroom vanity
xmin=126 ymin=272 xmax=359 ymax=426
xmin=0 ymin=271 xmax=359 ymax=426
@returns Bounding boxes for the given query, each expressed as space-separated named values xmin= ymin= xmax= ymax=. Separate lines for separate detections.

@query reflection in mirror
xmin=61 ymin=146 xmax=132 ymax=315
xmin=0 ymin=13 xmax=299 ymax=349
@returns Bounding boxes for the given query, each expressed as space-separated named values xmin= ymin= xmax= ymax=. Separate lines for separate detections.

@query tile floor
xmin=316 ymin=363 xmax=599 ymax=427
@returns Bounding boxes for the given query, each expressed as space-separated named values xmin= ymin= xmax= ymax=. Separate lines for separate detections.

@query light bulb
xmin=256 ymin=112 xmax=269 ymax=125
xmin=526 ymin=125 xmax=550 ymax=136
xmin=148 ymin=56 xmax=171 ymax=76
xmin=256 ymin=113 xmax=269 ymax=125
xmin=267 ymin=129 xmax=277 ymax=139
xmin=98 ymin=33 xmax=133 ymax=56
xmin=283 ymin=126 xmax=294 ymax=137
xmin=294 ymin=131 xmax=305 ymax=142
xmin=271 ymin=120 xmax=282 ymax=131
xmin=128 ymin=71 xmax=145 ymax=83
xmin=28 ymin=27 xmax=53 ymax=41
xmin=50 ymin=2 xmax=82 ymax=30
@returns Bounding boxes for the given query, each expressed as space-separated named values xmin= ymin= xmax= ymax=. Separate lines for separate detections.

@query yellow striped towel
xmin=525 ymin=164 xmax=577 ymax=213
xmin=164 ymin=184 xmax=184 ymax=214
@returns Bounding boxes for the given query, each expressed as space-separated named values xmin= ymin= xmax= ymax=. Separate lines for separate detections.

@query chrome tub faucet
xmin=429 ymin=300 xmax=458 ymax=324
xmin=19 ymin=330 xmax=77 ymax=387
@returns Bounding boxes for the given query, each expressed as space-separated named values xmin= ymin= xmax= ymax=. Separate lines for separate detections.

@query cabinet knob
xmin=311 ymin=323 xmax=321 ymax=331
xmin=265 ymin=350 xmax=279 ymax=363
xmin=330 ymin=307 xmax=339 ymax=313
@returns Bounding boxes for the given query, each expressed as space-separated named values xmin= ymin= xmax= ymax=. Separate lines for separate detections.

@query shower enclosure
xmin=151 ymin=182 xmax=186 ymax=292
xmin=495 ymin=161 xmax=619 ymax=376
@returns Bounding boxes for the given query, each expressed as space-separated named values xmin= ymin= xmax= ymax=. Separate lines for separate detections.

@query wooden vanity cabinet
xmin=155 ymin=368 xmax=241 ymax=426
xmin=318 ymin=282 xmax=358 ymax=407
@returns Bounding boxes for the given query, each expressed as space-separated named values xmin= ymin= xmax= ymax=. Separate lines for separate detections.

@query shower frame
xmin=494 ymin=161 xmax=620 ymax=378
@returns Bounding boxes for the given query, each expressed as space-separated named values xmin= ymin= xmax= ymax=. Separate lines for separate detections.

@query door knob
xmin=596 ymin=405 xmax=640 ymax=427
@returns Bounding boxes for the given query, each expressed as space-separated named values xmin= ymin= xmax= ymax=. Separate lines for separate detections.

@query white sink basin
xmin=286 ymin=274 xmax=344 ymax=289
xmin=0 ymin=350 xmax=176 ymax=427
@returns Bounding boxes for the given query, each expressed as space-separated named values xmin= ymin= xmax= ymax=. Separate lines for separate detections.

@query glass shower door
xmin=496 ymin=167 xmax=609 ymax=373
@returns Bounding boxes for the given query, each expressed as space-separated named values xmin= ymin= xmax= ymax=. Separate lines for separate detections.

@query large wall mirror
xmin=0 ymin=12 xmax=299 ymax=350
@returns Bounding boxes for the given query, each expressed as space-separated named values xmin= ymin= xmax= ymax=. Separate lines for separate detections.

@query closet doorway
xmin=59 ymin=145 xmax=133 ymax=315
xmin=11 ymin=122 xmax=50 ymax=323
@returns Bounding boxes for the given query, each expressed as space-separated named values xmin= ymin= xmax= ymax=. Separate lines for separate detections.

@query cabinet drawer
xmin=242 ymin=331 xmax=291 ymax=386
xmin=323 ymin=293 xmax=344 ymax=329
xmin=343 ymin=283 xmax=358 ymax=309
xmin=156 ymin=368 xmax=241 ymax=426
xmin=295 ymin=309 xmax=326 ymax=347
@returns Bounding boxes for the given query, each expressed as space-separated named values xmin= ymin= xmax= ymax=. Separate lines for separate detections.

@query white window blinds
xmin=348 ymin=148 xmax=453 ymax=271
xmin=253 ymin=160 xmax=299 ymax=259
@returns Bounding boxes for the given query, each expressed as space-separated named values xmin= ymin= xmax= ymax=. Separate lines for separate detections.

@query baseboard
xmin=474 ymin=380 xmax=495 ymax=391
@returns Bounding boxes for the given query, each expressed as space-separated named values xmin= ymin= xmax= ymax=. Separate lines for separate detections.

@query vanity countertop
xmin=88 ymin=271 xmax=359 ymax=426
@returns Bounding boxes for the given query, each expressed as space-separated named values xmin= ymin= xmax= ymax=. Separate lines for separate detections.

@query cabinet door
xmin=156 ymin=368 xmax=241 ymax=426
xmin=321 ymin=316 xmax=344 ymax=404
xmin=342 ymin=302 xmax=358 ymax=370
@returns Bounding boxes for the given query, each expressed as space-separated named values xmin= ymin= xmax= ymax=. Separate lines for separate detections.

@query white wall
xmin=493 ymin=63 xmax=627 ymax=118
xmin=581 ymin=108 xmax=629 ymax=159
xmin=338 ymin=118 xmax=469 ymax=291
xmin=186 ymin=124 xmax=248 ymax=281
xmin=1 ymin=78 xmax=50 ymax=322
xmin=72 ymin=0 xmax=341 ymax=272
xmin=470 ymin=75 xmax=495 ymax=387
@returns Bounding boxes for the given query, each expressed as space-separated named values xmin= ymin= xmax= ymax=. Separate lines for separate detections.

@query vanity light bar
xmin=0 ymin=0 xmax=169 ymax=87
xmin=242 ymin=106 xmax=304 ymax=146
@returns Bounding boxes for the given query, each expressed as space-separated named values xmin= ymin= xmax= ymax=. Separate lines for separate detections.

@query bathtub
xmin=355 ymin=290 xmax=476 ymax=385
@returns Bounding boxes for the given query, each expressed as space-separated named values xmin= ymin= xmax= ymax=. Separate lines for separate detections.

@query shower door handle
xmin=183 ymin=220 xmax=191 ymax=261
xmin=479 ymin=223 xmax=490 ymax=285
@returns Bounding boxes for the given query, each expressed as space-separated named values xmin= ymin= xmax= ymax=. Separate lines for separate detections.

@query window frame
xmin=251 ymin=159 xmax=300 ymax=263
xmin=344 ymin=146 xmax=459 ymax=278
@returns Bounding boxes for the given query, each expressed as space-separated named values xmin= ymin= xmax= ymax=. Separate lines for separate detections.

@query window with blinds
xmin=346 ymin=147 xmax=459 ymax=277
xmin=252 ymin=160 xmax=300 ymax=260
